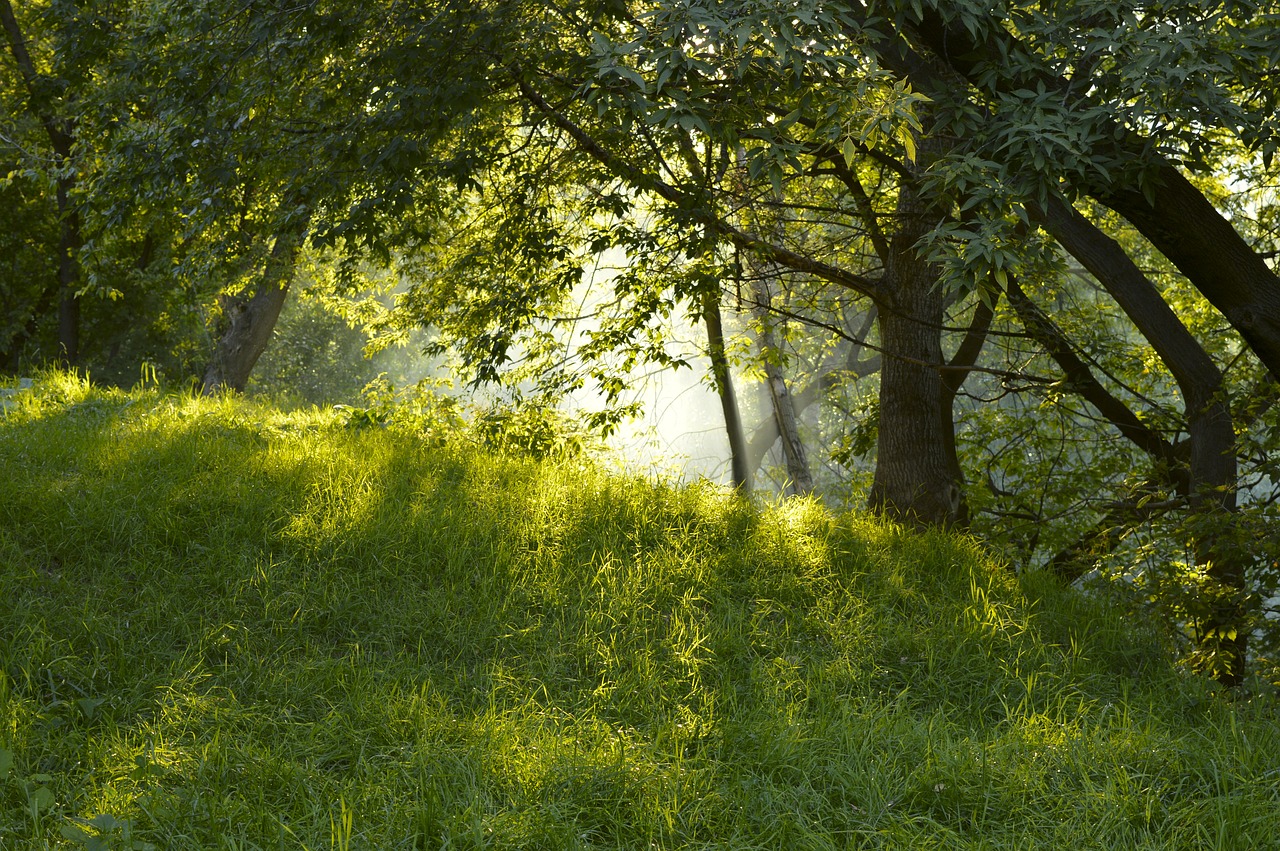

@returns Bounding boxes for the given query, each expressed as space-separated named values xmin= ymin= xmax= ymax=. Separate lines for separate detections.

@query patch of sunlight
xmin=966 ymin=575 xmax=1028 ymax=639
xmin=0 ymin=369 xmax=109 ymax=423
xmin=277 ymin=437 xmax=398 ymax=550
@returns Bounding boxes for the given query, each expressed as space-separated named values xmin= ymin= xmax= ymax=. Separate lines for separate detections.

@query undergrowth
xmin=0 ymin=372 xmax=1277 ymax=849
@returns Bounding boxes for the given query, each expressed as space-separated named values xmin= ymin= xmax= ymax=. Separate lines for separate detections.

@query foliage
xmin=245 ymin=263 xmax=440 ymax=409
xmin=246 ymin=293 xmax=380 ymax=406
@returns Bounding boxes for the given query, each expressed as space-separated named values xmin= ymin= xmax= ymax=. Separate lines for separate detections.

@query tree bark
xmin=760 ymin=347 xmax=814 ymax=496
xmin=743 ymin=264 xmax=813 ymax=495
xmin=201 ymin=210 xmax=308 ymax=394
xmin=744 ymin=339 xmax=880 ymax=476
xmin=868 ymin=133 xmax=964 ymax=527
xmin=861 ymin=3 xmax=1280 ymax=379
xmin=1007 ymin=280 xmax=1182 ymax=468
xmin=1096 ymin=172 xmax=1280 ymax=384
xmin=728 ymin=142 xmax=814 ymax=496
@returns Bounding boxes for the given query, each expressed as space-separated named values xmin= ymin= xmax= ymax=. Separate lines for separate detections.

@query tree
xmin=1 ymin=0 xmax=91 ymax=363
xmin=847 ymin=0 xmax=1280 ymax=377
xmin=13 ymin=0 xmax=1275 ymax=681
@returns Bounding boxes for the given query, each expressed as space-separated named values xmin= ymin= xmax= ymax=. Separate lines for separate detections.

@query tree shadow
xmin=0 ymin=384 xmax=1248 ymax=848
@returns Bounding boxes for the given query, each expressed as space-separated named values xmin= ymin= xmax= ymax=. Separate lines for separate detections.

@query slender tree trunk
xmin=744 ymin=337 xmax=880 ymax=475
xmin=868 ymin=132 xmax=965 ymax=528
xmin=55 ymin=178 xmax=81 ymax=363
xmin=704 ymin=289 xmax=751 ymax=490
xmin=762 ymin=348 xmax=813 ymax=495
xmin=730 ymin=143 xmax=813 ymax=495
xmin=202 ymin=211 xmax=308 ymax=394
xmin=748 ymin=274 xmax=813 ymax=496
xmin=1034 ymin=196 xmax=1246 ymax=685
xmin=3 ymin=0 xmax=81 ymax=364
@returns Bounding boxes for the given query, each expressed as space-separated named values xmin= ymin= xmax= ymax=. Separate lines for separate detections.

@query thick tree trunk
xmin=202 ymin=213 xmax=307 ymax=394
xmin=1187 ymin=401 xmax=1246 ymax=687
xmin=704 ymin=289 xmax=751 ymax=490
xmin=1096 ymin=171 xmax=1280 ymax=381
xmin=871 ymin=292 xmax=962 ymax=526
xmin=869 ymin=137 xmax=964 ymax=527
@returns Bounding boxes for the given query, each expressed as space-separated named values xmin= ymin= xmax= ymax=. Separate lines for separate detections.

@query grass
xmin=1 ymin=371 xmax=1278 ymax=849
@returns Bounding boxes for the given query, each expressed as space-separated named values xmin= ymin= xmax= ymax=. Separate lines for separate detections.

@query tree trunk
xmin=762 ymin=349 xmax=813 ymax=496
xmin=869 ymin=134 xmax=964 ymax=527
xmin=871 ymin=295 xmax=962 ymax=526
xmin=1034 ymin=196 xmax=1246 ymax=685
xmin=748 ymin=274 xmax=813 ymax=497
xmin=744 ymin=338 xmax=880 ymax=476
xmin=1096 ymin=170 xmax=1280 ymax=382
xmin=3 ymin=0 xmax=81 ymax=364
xmin=704 ymin=289 xmax=751 ymax=490
xmin=728 ymin=142 xmax=814 ymax=496
xmin=201 ymin=212 xmax=308 ymax=394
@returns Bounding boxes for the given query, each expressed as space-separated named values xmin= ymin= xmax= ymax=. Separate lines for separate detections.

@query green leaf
xmin=842 ymin=137 xmax=856 ymax=168
xmin=77 ymin=697 xmax=106 ymax=720
xmin=61 ymin=823 xmax=96 ymax=843
xmin=610 ymin=66 xmax=646 ymax=89
xmin=88 ymin=814 xmax=124 ymax=831
xmin=26 ymin=782 xmax=55 ymax=810
xmin=1142 ymin=181 xmax=1156 ymax=208
xmin=901 ymin=130 xmax=917 ymax=163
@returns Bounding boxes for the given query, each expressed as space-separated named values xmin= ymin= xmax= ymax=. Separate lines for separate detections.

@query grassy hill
xmin=1 ymin=372 xmax=1278 ymax=849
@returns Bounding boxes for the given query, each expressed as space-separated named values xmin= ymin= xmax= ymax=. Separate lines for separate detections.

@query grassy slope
xmin=0 ymin=373 xmax=1277 ymax=850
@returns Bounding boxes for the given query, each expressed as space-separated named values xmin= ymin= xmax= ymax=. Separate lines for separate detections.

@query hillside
xmin=1 ymin=373 xmax=1277 ymax=849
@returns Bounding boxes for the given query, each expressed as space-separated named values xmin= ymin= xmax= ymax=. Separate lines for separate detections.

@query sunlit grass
xmin=1 ymin=373 xmax=1278 ymax=849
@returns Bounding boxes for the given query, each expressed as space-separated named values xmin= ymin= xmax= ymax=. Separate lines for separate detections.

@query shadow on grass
xmin=1 ymin=383 xmax=1276 ymax=849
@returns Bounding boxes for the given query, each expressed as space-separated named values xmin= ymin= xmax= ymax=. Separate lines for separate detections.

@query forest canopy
xmin=4 ymin=0 xmax=1280 ymax=685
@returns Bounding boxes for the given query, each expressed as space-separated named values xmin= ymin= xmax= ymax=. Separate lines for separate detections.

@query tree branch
xmin=1006 ymin=277 xmax=1182 ymax=471
xmin=514 ymin=76 xmax=883 ymax=300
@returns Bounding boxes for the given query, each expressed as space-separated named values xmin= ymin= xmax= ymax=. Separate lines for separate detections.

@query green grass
xmin=1 ymin=372 xmax=1278 ymax=849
